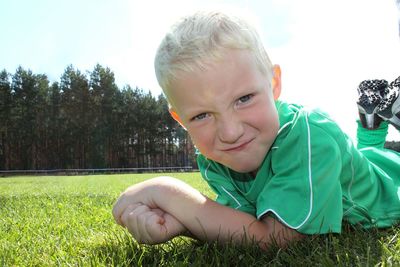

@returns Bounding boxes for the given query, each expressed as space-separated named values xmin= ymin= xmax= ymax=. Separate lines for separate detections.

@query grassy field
xmin=1 ymin=173 xmax=399 ymax=266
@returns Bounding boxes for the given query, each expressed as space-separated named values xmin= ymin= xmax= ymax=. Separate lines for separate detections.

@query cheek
xmin=253 ymin=105 xmax=279 ymax=134
xmin=187 ymin=127 xmax=214 ymax=154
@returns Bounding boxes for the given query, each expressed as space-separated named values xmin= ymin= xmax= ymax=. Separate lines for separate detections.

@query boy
xmin=112 ymin=11 xmax=400 ymax=250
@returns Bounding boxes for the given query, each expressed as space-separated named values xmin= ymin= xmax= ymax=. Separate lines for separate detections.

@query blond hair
xmin=154 ymin=10 xmax=273 ymax=98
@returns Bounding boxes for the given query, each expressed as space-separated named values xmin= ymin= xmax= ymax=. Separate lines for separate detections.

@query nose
xmin=217 ymin=114 xmax=244 ymax=144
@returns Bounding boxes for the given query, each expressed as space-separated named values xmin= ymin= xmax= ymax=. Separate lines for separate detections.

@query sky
xmin=1 ymin=0 xmax=400 ymax=141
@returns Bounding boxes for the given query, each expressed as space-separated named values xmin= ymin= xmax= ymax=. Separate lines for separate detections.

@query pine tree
xmin=89 ymin=64 xmax=120 ymax=167
xmin=60 ymin=65 xmax=90 ymax=168
xmin=0 ymin=70 xmax=12 ymax=169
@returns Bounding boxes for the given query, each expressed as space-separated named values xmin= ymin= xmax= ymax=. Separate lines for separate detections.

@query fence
xmin=0 ymin=166 xmax=195 ymax=176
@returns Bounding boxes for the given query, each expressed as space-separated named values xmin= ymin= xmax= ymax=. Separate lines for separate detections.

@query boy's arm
xmin=113 ymin=176 xmax=304 ymax=249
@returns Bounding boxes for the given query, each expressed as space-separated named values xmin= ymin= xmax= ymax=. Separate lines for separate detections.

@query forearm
xmin=168 ymin=195 xmax=266 ymax=243
xmin=114 ymin=176 xmax=302 ymax=248
xmin=147 ymin=177 xmax=298 ymax=248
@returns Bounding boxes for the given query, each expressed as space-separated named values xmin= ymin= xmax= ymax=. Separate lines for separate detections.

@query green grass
xmin=1 ymin=173 xmax=399 ymax=266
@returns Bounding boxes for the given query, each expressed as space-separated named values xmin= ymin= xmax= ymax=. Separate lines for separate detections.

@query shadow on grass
xmin=89 ymin=223 xmax=399 ymax=266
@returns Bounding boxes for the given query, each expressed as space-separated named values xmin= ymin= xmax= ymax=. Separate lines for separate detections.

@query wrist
xmin=148 ymin=176 xmax=206 ymax=219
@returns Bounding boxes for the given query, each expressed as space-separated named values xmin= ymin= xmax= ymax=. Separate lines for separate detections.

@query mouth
xmin=222 ymin=138 xmax=254 ymax=152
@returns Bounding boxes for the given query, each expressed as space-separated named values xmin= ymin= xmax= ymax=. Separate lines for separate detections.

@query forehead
xmin=167 ymin=50 xmax=270 ymax=111
xmin=165 ymin=49 xmax=269 ymax=96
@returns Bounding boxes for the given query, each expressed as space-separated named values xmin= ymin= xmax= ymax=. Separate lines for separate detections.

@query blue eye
xmin=238 ymin=94 xmax=253 ymax=104
xmin=192 ymin=113 xmax=208 ymax=121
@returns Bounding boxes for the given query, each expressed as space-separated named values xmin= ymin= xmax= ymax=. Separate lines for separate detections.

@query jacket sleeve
xmin=197 ymin=154 xmax=256 ymax=216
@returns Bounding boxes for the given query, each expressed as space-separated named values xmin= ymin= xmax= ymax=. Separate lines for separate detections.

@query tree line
xmin=1 ymin=65 xmax=399 ymax=171
xmin=0 ymin=65 xmax=196 ymax=171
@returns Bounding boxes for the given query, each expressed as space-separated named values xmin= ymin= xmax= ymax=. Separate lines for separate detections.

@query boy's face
xmin=168 ymin=50 xmax=281 ymax=174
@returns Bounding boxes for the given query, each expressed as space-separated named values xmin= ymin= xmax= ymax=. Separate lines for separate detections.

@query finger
xmin=151 ymin=208 xmax=166 ymax=224
xmin=129 ymin=205 xmax=156 ymax=243
xmin=119 ymin=203 xmax=141 ymax=227
xmin=121 ymin=206 xmax=144 ymax=241
xmin=113 ymin=195 xmax=143 ymax=225
xmin=112 ymin=188 xmax=140 ymax=225
xmin=120 ymin=205 xmax=134 ymax=227
xmin=123 ymin=204 xmax=154 ymax=243
xmin=112 ymin=195 xmax=129 ymax=225
xmin=133 ymin=210 xmax=166 ymax=244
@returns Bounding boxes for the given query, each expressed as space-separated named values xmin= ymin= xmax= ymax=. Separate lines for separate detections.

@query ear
xmin=271 ymin=64 xmax=281 ymax=100
xmin=169 ymin=107 xmax=186 ymax=129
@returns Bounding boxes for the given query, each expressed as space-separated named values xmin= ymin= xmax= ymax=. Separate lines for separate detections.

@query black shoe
xmin=377 ymin=77 xmax=400 ymax=130
xmin=357 ymin=79 xmax=388 ymax=130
